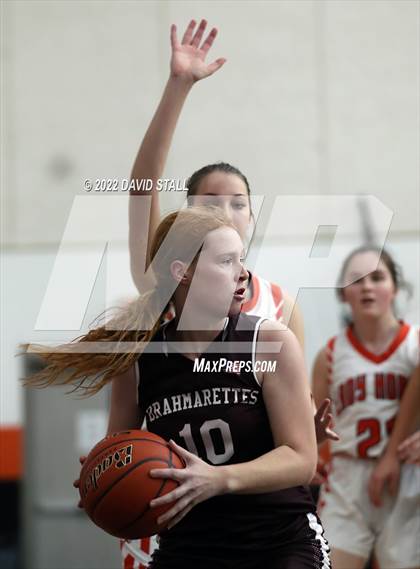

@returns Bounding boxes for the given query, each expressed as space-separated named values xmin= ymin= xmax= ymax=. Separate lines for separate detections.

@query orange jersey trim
xmin=346 ymin=322 xmax=410 ymax=364
xmin=270 ymin=282 xmax=283 ymax=319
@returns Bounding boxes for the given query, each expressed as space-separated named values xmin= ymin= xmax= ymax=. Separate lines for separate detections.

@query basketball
xmin=79 ymin=430 xmax=184 ymax=539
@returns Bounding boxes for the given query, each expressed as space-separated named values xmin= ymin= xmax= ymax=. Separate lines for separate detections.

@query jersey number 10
xmin=179 ymin=419 xmax=234 ymax=465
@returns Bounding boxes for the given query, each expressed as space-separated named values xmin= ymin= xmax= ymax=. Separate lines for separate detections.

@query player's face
xmin=342 ymin=252 xmax=397 ymax=319
xmin=186 ymin=226 xmax=249 ymax=318
xmin=190 ymin=172 xmax=251 ymax=241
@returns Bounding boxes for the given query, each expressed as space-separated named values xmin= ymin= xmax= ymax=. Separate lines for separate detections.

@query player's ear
xmin=170 ymin=260 xmax=190 ymax=285
xmin=338 ymin=287 xmax=346 ymax=302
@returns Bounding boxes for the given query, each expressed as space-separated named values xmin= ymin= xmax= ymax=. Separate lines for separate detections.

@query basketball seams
xmin=116 ymin=476 xmax=168 ymax=534
xmin=90 ymin=456 xmax=172 ymax=520
xmin=81 ymin=431 xmax=185 ymax=539
xmin=116 ymin=444 xmax=176 ymax=535
xmin=117 ymin=474 xmax=172 ymax=533
xmin=82 ymin=435 xmax=170 ymax=472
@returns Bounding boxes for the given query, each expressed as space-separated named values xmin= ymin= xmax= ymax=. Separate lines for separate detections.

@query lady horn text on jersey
xmin=192 ymin=358 xmax=277 ymax=374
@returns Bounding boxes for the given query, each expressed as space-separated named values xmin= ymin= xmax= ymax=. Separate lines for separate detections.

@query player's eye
xmin=202 ymin=197 xmax=220 ymax=207
xmin=371 ymin=271 xmax=385 ymax=282
xmin=221 ymin=257 xmax=234 ymax=265
xmin=232 ymin=201 xmax=247 ymax=210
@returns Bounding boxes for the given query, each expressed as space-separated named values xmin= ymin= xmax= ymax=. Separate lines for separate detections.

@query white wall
xmin=2 ymin=0 xmax=419 ymax=245
xmin=2 ymin=0 xmax=419 ymax=426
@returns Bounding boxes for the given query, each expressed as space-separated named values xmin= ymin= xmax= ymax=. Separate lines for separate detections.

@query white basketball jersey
xmin=327 ymin=322 xmax=419 ymax=459
xmin=165 ymin=273 xmax=284 ymax=322
xmin=242 ymin=273 xmax=284 ymax=321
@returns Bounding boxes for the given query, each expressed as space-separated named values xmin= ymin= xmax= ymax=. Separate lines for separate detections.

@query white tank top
xmin=165 ymin=272 xmax=284 ymax=322
xmin=241 ymin=273 xmax=284 ymax=321
xmin=327 ymin=322 xmax=419 ymax=458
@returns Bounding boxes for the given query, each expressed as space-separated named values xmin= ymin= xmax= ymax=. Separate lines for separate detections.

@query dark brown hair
xmin=336 ymin=246 xmax=408 ymax=301
xmin=186 ymin=162 xmax=251 ymax=198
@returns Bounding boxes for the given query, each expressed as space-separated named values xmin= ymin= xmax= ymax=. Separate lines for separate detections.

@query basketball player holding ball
xmin=125 ymin=18 xmax=337 ymax=568
xmin=26 ymin=206 xmax=331 ymax=568
xmin=312 ymin=246 xmax=420 ymax=569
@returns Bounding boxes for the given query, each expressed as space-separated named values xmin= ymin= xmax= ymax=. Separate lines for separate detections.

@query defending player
xmin=312 ymin=246 xmax=420 ymax=569
xmin=128 ymin=18 xmax=304 ymax=343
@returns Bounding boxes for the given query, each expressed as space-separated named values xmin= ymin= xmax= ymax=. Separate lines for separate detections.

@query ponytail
xmin=22 ymin=206 xmax=235 ymax=395
xmin=22 ymin=288 xmax=167 ymax=396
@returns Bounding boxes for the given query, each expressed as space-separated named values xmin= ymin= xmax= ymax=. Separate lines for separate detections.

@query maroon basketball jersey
xmin=138 ymin=313 xmax=315 ymax=556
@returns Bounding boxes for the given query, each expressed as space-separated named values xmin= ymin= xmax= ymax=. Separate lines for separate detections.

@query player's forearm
xmin=220 ymin=445 xmax=316 ymax=495
xmin=107 ymin=369 xmax=141 ymax=434
xmin=129 ymin=76 xmax=193 ymax=291
xmin=130 ymin=75 xmax=193 ymax=185
xmin=107 ymin=403 xmax=139 ymax=434
xmin=384 ymin=367 xmax=420 ymax=456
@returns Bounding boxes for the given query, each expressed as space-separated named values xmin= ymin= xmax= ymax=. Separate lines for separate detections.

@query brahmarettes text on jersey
xmin=145 ymin=386 xmax=260 ymax=423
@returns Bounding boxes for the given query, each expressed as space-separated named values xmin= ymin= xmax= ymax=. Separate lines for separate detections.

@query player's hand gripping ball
xmin=78 ymin=430 xmax=185 ymax=538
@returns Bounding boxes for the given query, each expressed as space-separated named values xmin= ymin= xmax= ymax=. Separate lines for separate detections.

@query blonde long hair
xmin=23 ymin=206 xmax=234 ymax=395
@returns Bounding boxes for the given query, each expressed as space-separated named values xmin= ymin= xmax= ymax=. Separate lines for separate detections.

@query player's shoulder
xmin=313 ymin=346 xmax=329 ymax=370
xmin=403 ymin=322 xmax=420 ymax=365
xmin=326 ymin=334 xmax=339 ymax=353
xmin=257 ymin=318 xmax=297 ymax=346
xmin=313 ymin=333 xmax=340 ymax=371
xmin=401 ymin=321 xmax=419 ymax=346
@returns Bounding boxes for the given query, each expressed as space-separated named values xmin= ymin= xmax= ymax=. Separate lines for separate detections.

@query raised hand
xmin=149 ymin=439 xmax=225 ymax=529
xmin=170 ymin=19 xmax=226 ymax=82
xmin=314 ymin=399 xmax=340 ymax=446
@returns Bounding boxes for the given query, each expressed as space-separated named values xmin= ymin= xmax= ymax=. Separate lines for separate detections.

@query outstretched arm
xmin=129 ymin=20 xmax=226 ymax=292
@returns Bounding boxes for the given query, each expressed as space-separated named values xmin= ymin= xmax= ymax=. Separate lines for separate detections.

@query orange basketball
xmin=79 ymin=430 xmax=184 ymax=539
